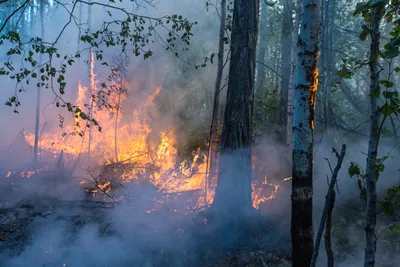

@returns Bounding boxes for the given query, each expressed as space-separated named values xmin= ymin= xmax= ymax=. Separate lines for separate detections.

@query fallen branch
xmin=310 ymin=144 xmax=346 ymax=267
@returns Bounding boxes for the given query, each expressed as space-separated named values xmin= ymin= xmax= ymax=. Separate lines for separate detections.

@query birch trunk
xmin=364 ymin=4 xmax=384 ymax=267
xmin=207 ymin=0 xmax=227 ymax=188
xmin=287 ymin=0 xmax=301 ymax=147
xmin=212 ymin=0 xmax=259 ymax=214
xmin=279 ymin=0 xmax=293 ymax=145
xmin=291 ymin=0 xmax=321 ymax=266
xmin=33 ymin=0 xmax=45 ymax=166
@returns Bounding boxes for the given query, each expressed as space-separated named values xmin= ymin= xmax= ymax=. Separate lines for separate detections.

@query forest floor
xmin=0 ymin=170 xmax=293 ymax=267
xmin=0 ymin=169 xmax=399 ymax=266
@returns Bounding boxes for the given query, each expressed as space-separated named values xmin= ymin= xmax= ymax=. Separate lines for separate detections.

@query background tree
xmin=207 ymin=0 xmax=227 ymax=195
xmin=279 ymin=0 xmax=293 ymax=145
xmin=33 ymin=0 xmax=45 ymax=166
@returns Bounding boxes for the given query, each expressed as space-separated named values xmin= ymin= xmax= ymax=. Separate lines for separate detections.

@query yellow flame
xmin=22 ymin=65 xmax=277 ymax=211
xmin=310 ymin=67 xmax=319 ymax=129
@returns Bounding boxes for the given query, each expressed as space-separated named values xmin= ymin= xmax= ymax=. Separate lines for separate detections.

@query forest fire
xmin=11 ymin=64 xmax=280 ymax=211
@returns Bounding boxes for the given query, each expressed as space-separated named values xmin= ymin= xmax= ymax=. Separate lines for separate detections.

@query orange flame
xmin=22 ymin=66 xmax=278 ymax=211
xmin=310 ymin=67 xmax=319 ymax=129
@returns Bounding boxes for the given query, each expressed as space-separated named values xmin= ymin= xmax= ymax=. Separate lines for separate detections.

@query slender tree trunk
xmin=33 ymin=0 xmax=45 ymax=166
xmin=291 ymin=0 xmax=321 ymax=266
xmin=364 ymin=4 xmax=384 ymax=267
xmin=287 ymin=0 xmax=301 ymax=147
xmin=212 ymin=0 xmax=259 ymax=215
xmin=310 ymin=144 xmax=346 ymax=267
xmin=279 ymin=0 xmax=293 ymax=145
xmin=87 ymin=0 xmax=94 ymax=160
xmin=29 ymin=1 xmax=35 ymax=36
xmin=207 ymin=0 xmax=227 ymax=188
xmin=325 ymin=0 xmax=336 ymax=128
xmin=321 ymin=0 xmax=329 ymax=129
xmin=255 ymin=2 xmax=268 ymax=95
xmin=325 ymin=190 xmax=335 ymax=267
xmin=114 ymin=77 xmax=123 ymax=163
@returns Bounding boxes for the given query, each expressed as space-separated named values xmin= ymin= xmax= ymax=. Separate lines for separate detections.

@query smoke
xmin=0 ymin=1 xmax=400 ymax=267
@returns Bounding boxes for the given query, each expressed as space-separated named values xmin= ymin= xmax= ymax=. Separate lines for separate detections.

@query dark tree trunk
xmin=291 ymin=0 xmax=322 ymax=266
xmin=279 ymin=0 xmax=293 ymax=145
xmin=207 ymin=0 xmax=227 ymax=189
xmin=33 ymin=0 xmax=45 ymax=166
xmin=212 ymin=0 xmax=259 ymax=215
xmin=325 ymin=190 xmax=335 ymax=267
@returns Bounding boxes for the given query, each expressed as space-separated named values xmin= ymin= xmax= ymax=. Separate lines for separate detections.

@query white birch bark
xmin=291 ymin=0 xmax=321 ymax=266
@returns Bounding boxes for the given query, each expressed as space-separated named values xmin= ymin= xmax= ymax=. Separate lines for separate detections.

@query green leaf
xmin=380 ymin=80 xmax=393 ymax=88
xmin=380 ymin=103 xmax=394 ymax=116
xmin=349 ymin=162 xmax=361 ymax=177
xmin=360 ymin=25 xmax=372 ymax=41
xmin=384 ymin=46 xmax=399 ymax=59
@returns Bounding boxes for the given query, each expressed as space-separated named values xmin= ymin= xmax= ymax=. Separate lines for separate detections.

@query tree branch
xmin=311 ymin=144 xmax=346 ymax=267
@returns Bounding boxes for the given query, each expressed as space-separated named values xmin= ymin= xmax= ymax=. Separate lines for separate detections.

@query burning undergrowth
xmin=0 ymin=60 xmax=290 ymax=266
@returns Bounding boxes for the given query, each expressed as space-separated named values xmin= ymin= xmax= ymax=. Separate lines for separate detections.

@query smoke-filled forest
xmin=0 ymin=0 xmax=399 ymax=266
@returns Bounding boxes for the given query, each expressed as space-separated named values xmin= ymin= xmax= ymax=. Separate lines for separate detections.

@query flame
xmin=251 ymin=175 xmax=280 ymax=208
xmin=310 ymin=67 xmax=319 ymax=129
xmin=148 ymin=86 xmax=161 ymax=102
xmin=21 ymin=65 xmax=278 ymax=212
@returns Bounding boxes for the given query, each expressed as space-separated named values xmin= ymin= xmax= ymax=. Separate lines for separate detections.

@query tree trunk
xmin=207 ymin=0 xmax=227 ymax=188
xmin=212 ymin=0 xmax=259 ymax=215
xmin=310 ymin=144 xmax=346 ymax=267
xmin=287 ymin=0 xmax=301 ymax=148
xmin=115 ymin=77 xmax=123 ymax=163
xmin=325 ymin=190 xmax=335 ymax=267
xmin=364 ymin=4 xmax=384 ymax=267
xmin=255 ymin=1 xmax=268 ymax=96
xmin=33 ymin=0 xmax=45 ymax=167
xmin=279 ymin=0 xmax=293 ymax=145
xmin=291 ymin=0 xmax=321 ymax=266
xmin=87 ymin=0 xmax=94 ymax=160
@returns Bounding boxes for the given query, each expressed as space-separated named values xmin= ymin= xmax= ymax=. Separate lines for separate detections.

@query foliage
xmin=341 ymin=1 xmax=400 ymax=218
xmin=0 ymin=0 xmax=197 ymax=133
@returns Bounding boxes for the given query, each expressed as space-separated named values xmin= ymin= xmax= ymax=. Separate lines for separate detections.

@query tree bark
xmin=212 ymin=0 xmax=259 ymax=215
xmin=279 ymin=0 xmax=293 ymax=145
xmin=325 ymin=190 xmax=335 ymax=267
xmin=364 ymin=4 xmax=384 ymax=267
xmin=207 ymin=0 xmax=227 ymax=188
xmin=33 ymin=0 xmax=45 ymax=167
xmin=291 ymin=0 xmax=321 ymax=266
xmin=287 ymin=0 xmax=301 ymax=148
